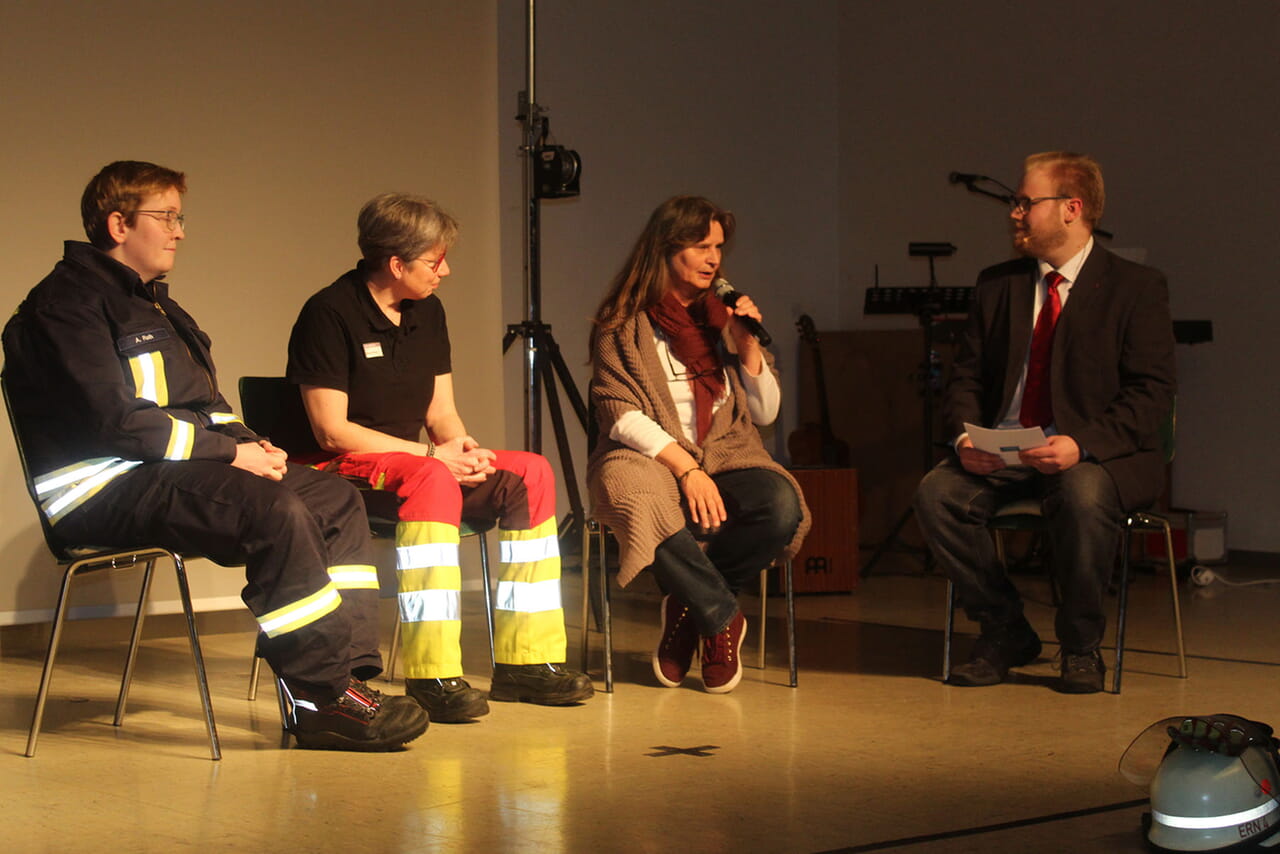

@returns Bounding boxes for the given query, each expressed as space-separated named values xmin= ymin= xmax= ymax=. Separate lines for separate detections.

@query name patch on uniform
xmin=116 ymin=329 xmax=170 ymax=353
xmin=362 ymin=341 xmax=384 ymax=359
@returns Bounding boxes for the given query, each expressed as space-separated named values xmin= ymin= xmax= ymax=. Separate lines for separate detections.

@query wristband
xmin=677 ymin=466 xmax=703 ymax=485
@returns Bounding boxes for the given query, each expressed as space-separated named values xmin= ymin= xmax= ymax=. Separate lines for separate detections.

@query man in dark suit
xmin=915 ymin=151 xmax=1176 ymax=693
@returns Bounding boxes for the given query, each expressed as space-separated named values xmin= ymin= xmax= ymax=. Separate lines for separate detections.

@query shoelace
xmin=352 ymin=679 xmax=386 ymax=705
xmin=661 ymin=607 xmax=693 ymax=652
xmin=340 ymin=683 xmax=381 ymax=720
xmin=703 ymin=629 xmax=735 ymax=664
xmin=1063 ymin=654 xmax=1098 ymax=674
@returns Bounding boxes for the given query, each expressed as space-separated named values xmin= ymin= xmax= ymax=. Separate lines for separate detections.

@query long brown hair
xmin=590 ymin=195 xmax=735 ymax=353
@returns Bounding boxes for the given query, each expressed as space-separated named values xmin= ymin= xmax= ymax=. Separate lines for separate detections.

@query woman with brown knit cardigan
xmin=586 ymin=196 xmax=809 ymax=694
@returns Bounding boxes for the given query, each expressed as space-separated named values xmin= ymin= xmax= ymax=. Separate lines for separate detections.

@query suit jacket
xmin=943 ymin=246 xmax=1177 ymax=510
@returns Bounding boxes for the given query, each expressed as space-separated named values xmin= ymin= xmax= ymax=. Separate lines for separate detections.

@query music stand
xmin=860 ymin=243 xmax=971 ymax=576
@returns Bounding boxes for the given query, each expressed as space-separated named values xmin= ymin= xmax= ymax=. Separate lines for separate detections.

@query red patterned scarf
xmin=647 ymin=291 xmax=730 ymax=443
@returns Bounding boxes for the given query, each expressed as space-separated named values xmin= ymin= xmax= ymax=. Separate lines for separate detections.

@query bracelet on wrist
xmin=425 ymin=438 xmax=436 ymax=458
xmin=677 ymin=466 xmax=703 ymax=485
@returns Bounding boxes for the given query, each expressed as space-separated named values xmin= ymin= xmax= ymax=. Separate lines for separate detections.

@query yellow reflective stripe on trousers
xmin=398 ymin=589 xmax=462 ymax=623
xmin=395 ymin=520 xmax=460 ymax=573
xmin=327 ymin=564 xmax=379 ymax=590
xmin=163 ymin=416 xmax=196 ymax=460
xmin=494 ymin=516 xmax=566 ymax=663
xmin=128 ymin=352 xmax=168 ymax=406
xmin=499 ymin=535 xmax=560 ymax=564
xmin=498 ymin=516 xmax=560 ymax=565
xmin=256 ymin=582 xmax=342 ymax=638
xmin=496 ymin=578 xmax=563 ymax=612
xmin=397 ymin=542 xmax=460 ymax=571
xmin=35 ymin=457 xmax=144 ymax=524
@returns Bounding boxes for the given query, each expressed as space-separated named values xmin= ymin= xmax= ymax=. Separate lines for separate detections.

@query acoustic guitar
xmin=788 ymin=314 xmax=851 ymax=468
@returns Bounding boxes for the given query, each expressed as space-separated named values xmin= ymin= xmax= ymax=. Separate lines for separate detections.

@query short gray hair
xmin=357 ymin=193 xmax=459 ymax=268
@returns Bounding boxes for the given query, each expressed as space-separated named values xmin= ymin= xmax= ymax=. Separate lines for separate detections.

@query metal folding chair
xmin=941 ymin=404 xmax=1187 ymax=693
xmin=3 ymin=377 xmax=221 ymax=759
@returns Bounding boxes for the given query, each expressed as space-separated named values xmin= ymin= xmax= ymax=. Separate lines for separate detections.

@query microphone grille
xmin=712 ymin=277 xmax=732 ymax=297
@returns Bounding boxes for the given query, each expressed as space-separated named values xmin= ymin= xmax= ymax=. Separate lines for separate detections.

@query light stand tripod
xmin=504 ymin=0 xmax=587 ymax=546
xmin=860 ymin=242 xmax=970 ymax=576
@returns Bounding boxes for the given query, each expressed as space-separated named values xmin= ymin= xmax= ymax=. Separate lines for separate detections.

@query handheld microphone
xmin=713 ymin=277 xmax=772 ymax=347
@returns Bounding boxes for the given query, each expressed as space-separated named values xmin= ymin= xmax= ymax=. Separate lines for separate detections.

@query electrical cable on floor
xmin=822 ymin=798 xmax=1150 ymax=853
xmin=1189 ymin=565 xmax=1280 ymax=587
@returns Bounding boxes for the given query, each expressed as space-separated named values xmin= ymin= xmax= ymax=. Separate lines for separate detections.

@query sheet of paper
xmin=963 ymin=423 xmax=1048 ymax=466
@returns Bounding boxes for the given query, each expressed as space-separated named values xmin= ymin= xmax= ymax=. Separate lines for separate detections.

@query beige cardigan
xmin=587 ymin=313 xmax=810 ymax=586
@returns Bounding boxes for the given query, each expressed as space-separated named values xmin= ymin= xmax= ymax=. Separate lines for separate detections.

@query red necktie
xmin=1019 ymin=271 xmax=1064 ymax=428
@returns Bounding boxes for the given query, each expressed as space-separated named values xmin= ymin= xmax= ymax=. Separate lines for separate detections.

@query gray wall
xmin=500 ymin=0 xmax=1279 ymax=552
xmin=0 ymin=1 xmax=502 ymax=622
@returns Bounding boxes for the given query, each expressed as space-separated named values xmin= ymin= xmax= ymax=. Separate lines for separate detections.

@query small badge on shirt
xmin=116 ymin=328 xmax=170 ymax=353
xmin=362 ymin=341 xmax=384 ymax=359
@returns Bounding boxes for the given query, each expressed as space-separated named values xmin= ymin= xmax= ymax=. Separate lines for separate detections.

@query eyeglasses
xmin=1008 ymin=195 xmax=1071 ymax=215
xmin=134 ymin=210 xmax=186 ymax=232
xmin=414 ymin=252 xmax=447 ymax=273
xmin=661 ymin=338 xmax=721 ymax=383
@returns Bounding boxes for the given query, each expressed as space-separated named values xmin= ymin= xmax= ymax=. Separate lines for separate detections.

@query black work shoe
xmin=948 ymin=621 xmax=1042 ymax=687
xmin=489 ymin=663 xmax=595 ymax=705
xmin=1059 ymin=650 xmax=1106 ymax=694
xmin=288 ymin=679 xmax=428 ymax=751
xmin=406 ymin=677 xmax=490 ymax=722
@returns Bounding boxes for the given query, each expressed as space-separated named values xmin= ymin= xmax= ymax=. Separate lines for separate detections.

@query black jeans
xmin=913 ymin=457 xmax=1124 ymax=653
xmin=55 ymin=461 xmax=379 ymax=698
xmin=648 ymin=468 xmax=802 ymax=636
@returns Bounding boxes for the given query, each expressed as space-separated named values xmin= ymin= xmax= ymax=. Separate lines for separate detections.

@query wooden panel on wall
xmin=794 ymin=325 xmax=963 ymax=551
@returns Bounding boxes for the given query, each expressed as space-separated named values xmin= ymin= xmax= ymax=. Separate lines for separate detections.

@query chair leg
xmin=1113 ymin=522 xmax=1133 ymax=694
xmin=578 ymin=520 xmax=614 ymax=693
xmin=478 ymin=532 xmax=495 ymax=671
xmin=248 ymin=646 xmax=292 ymax=734
xmin=597 ymin=524 xmax=613 ymax=693
xmin=942 ymin=580 xmax=956 ymax=683
xmin=114 ymin=557 xmax=159 ymax=727
xmin=248 ymin=649 xmax=262 ymax=701
xmin=784 ymin=559 xmax=797 ymax=688
xmin=26 ymin=563 xmax=80 ymax=757
xmin=274 ymin=676 xmax=292 ymax=734
xmin=386 ymin=608 xmax=401 ymax=683
xmin=757 ymin=569 xmax=768 ymax=670
xmin=1159 ymin=517 xmax=1188 ymax=679
xmin=580 ymin=521 xmax=592 ymax=674
xmin=172 ymin=553 xmax=221 ymax=760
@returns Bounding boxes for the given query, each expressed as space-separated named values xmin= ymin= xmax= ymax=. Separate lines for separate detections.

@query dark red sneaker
xmin=701 ymin=611 xmax=747 ymax=694
xmin=288 ymin=678 xmax=428 ymax=751
xmin=653 ymin=595 xmax=699 ymax=688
